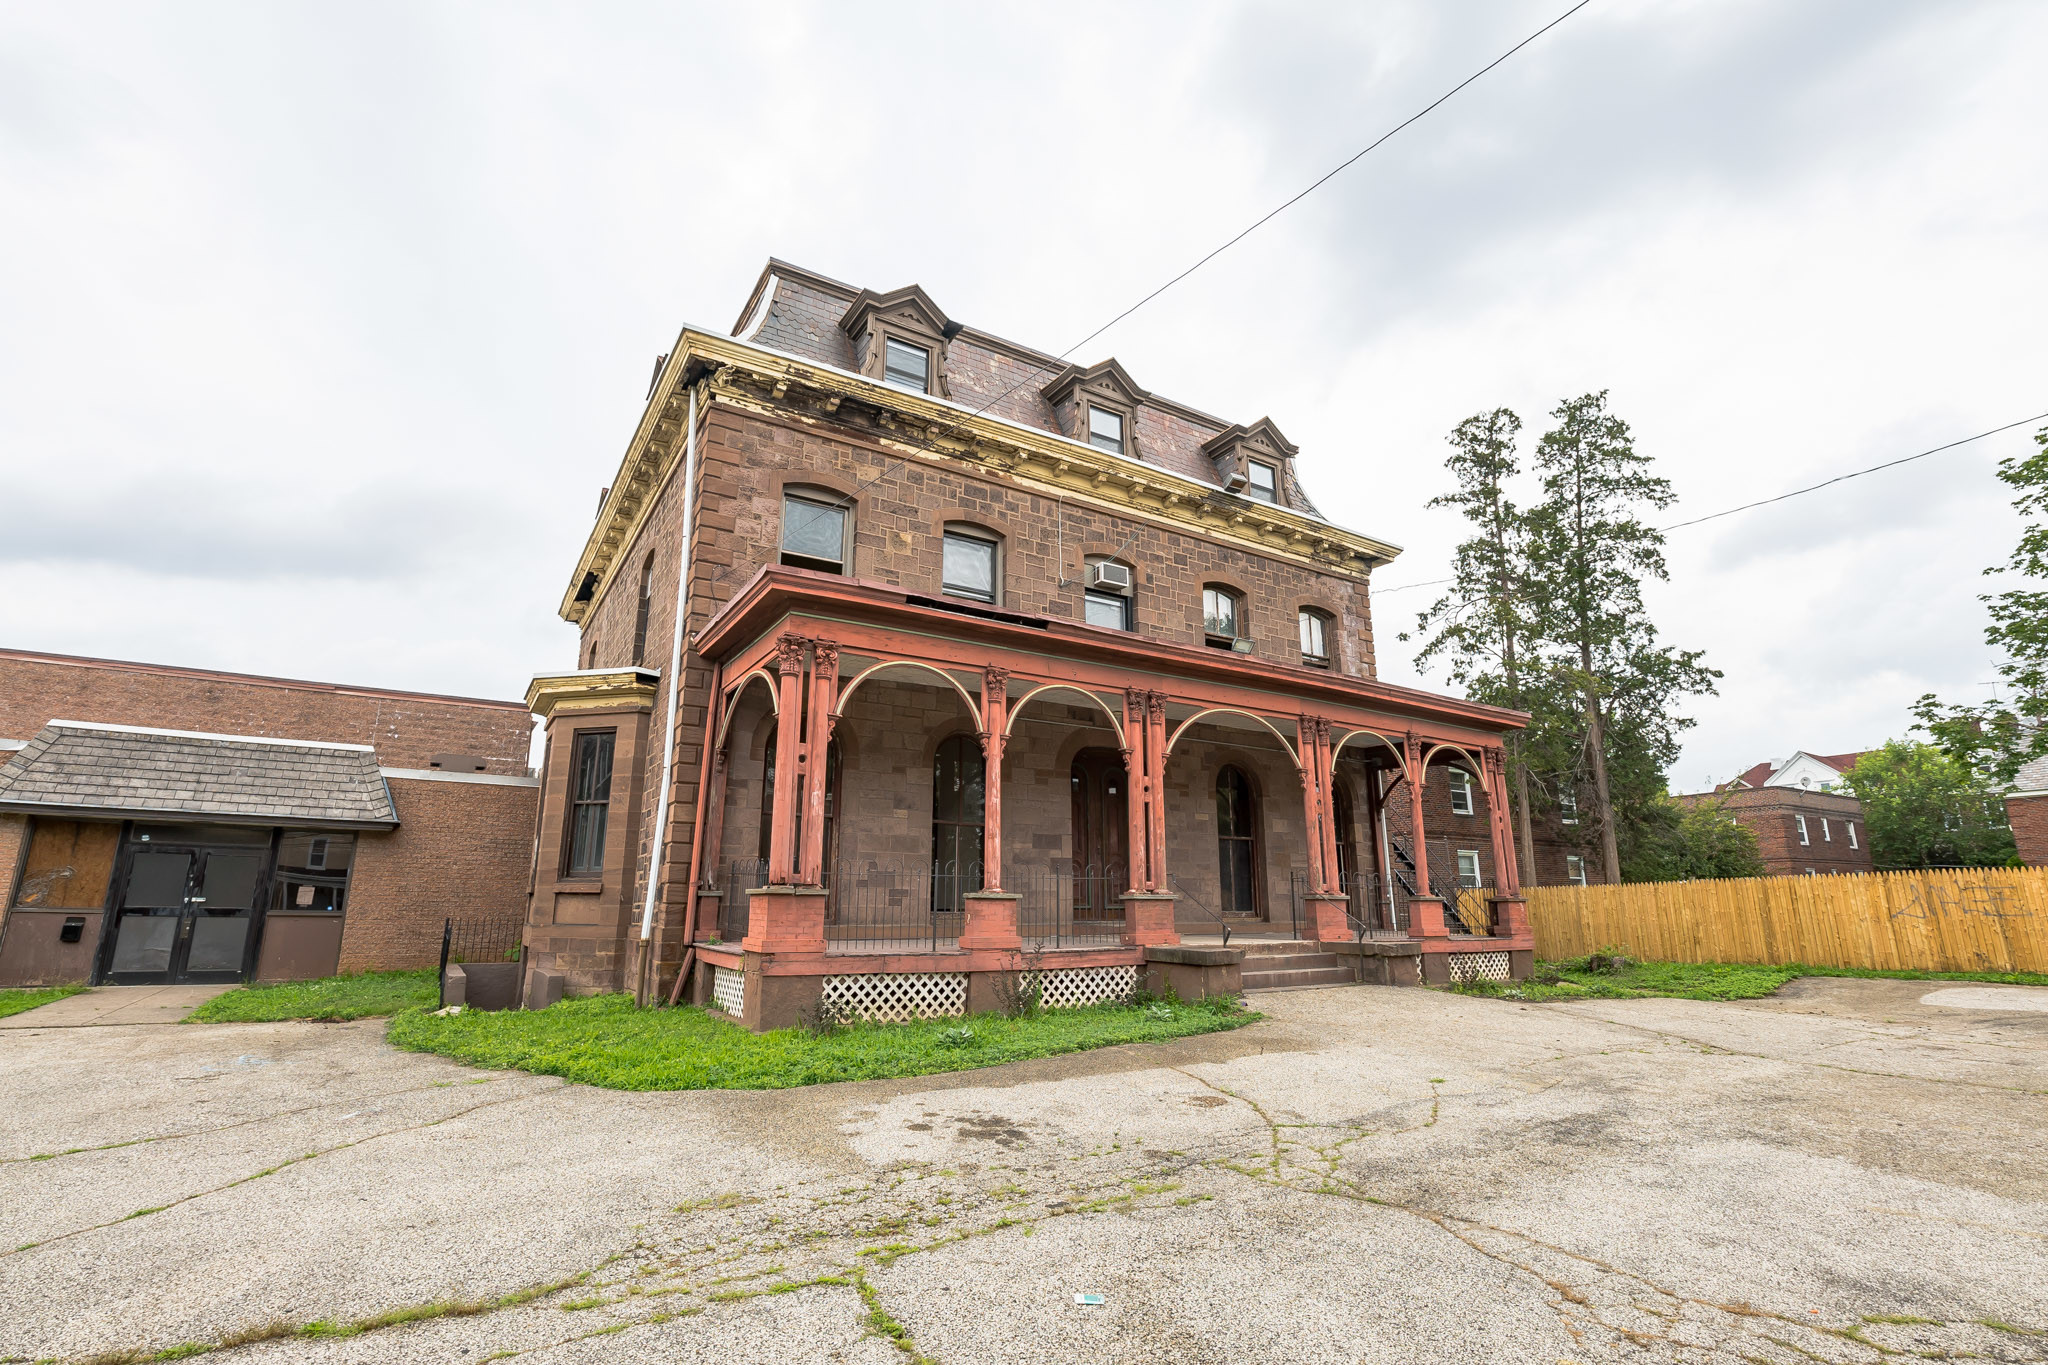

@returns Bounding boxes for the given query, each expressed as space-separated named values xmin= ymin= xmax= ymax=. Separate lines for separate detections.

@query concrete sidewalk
xmin=0 ymin=984 xmax=230 ymax=1029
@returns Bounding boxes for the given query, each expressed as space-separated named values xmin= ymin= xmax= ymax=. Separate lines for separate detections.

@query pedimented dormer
xmin=1201 ymin=418 xmax=1299 ymax=506
xmin=839 ymin=285 xmax=955 ymax=398
xmin=1040 ymin=359 xmax=1147 ymax=459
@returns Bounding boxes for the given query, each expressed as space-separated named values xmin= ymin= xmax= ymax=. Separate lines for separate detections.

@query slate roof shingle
xmin=0 ymin=722 xmax=398 ymax=828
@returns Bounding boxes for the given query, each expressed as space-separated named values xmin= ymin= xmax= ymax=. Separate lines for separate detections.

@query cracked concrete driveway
xmin=3 ymin=978 xmax=2046 ymax=1364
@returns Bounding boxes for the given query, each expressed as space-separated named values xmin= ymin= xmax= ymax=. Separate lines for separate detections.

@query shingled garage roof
xmin=0 ymin=722 xmax=399 ymax=829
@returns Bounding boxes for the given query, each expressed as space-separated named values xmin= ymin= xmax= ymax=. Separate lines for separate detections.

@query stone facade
xmin=530 ymin=257 xmax=1535 ymax=1011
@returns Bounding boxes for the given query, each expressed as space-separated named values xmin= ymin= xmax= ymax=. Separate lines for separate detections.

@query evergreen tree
xmin=1406 ymin=408 xmax=1542 ymax=880
xmin=1524 ymin=391 xmax=1719 ymax=882
xmin=1626 ymin=794 xmax=1766 ymax=883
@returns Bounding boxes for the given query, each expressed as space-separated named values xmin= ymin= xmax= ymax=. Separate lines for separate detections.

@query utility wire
xmin=699 ymin=0 xmax=1590 ymax=591
xmin=1374 ymin=409 xmax=2048 ymax=597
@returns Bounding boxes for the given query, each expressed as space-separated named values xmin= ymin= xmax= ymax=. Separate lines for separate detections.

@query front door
xmin=1069 ymin=748 xmax=1127 ymax=916
xmin=104 ymin=837 xmax=271 ymax=984
xmin=1216 ymin=765 xmax=1261 ymax=917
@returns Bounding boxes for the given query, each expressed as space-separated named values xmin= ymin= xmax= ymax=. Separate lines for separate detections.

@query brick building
xmin=0 ymin=649 xmax=537 ymax=987
xmin=2009 ymin=755 xmax=2048 ymax=867
xmin=1677 ymin=749 xmax=1873 ymax=877
xmin=524 ymin=259 xmax=1539 ymax=1024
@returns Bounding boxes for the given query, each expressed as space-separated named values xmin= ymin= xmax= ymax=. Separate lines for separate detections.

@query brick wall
xmin=2008 ymin=793 xmax=2047 ymax=867
xmin=0 ymin=813 xmax=25 ymax=926
xmin=0 ymin=650 xmax=533 ymax=774
xmin=1688 ymin=788 xmax=1870 ymax=877
xmin=1381 ymin=764 xmax=1503 ymax=893
xmin=339 ymin=775 xmax=539 ymax=972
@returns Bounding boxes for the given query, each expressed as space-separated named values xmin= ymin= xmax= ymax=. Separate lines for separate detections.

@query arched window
xmin=780 ymin=487 xmax=851 ymax=574
xmin=941 ymin=523 xmax=1000 ymax=604
xmin=1215 ymin=765 xmax=1260 ymax=916
xmin=1298 ymin=608 xmax=1331 ymax=668
xmin=931 ymin=734 xmax=985 ymax=911
xmin=1069 ymin=748 xmax=1127 ymax=915
xmin=632 ymin=553 xmax=656 ymax=666
xmin=1203 ymin=585 xmax=1245 ymax=650
xmin=757 ymin=734 xmax=841 ymax=880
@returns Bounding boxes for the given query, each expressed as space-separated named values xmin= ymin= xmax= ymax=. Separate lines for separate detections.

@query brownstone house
xmin=1678 ymin=749 xmax=1873 ymax=877
xmin=0 ymin=648 xmax=537 ymax=987
xmin=524 ymin=259 xmax=1540 ymax=1026
xmin=2009 ymin=755 xmax=2048 ymax=867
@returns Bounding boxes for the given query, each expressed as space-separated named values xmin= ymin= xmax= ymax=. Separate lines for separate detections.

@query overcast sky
xmin=3 ymin=0 xmax=2043 ymax=791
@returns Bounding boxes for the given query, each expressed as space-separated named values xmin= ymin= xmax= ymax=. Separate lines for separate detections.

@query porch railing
xmin=1341 ymin=872 xmax=1409 ymax=939
xmin=719 ymin=858 xmax=761 ymax=943
xmin=1016 ymin=863 xmax=1126 ymax=949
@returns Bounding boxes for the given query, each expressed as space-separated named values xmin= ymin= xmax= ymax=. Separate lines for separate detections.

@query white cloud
xmin=0 ymin=0 xmax=2042 ymax=791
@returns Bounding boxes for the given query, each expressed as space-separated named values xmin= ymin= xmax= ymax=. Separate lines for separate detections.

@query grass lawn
xmin=1453 ymin=954 xmax=2048 ymax=1003
xmin=0 ymin=985 xmax=88 ymax=1020
xmin=387 ymin=993 xmax=1257 ymax=1090
xmin=187 ymin=970 xmax=439 ymax=1023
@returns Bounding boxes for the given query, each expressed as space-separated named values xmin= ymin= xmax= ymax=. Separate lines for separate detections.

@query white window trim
xmin=1795 ymin=814 xmax=1810 ymax=845
xmin=1847 ymin=821 xmax=1858 ymax=849
xmin=1565 ymin=855 xmax=1587 ymax=887
xmin=1821 ymin=817 xmax=1831 ymax=842
xmin=1456 ymin=848 xmax=1483 ymax=888
xmin=1449 ymin=768 xmax=1475 ymax=816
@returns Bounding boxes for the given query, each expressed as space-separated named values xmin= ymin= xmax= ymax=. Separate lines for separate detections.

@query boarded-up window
xmin=13 ymin=819 xmax=120 ymax=909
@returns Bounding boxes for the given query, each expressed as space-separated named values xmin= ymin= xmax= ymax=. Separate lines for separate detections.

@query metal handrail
xmin=1168 ymin=876 xmax=1231 ymax=946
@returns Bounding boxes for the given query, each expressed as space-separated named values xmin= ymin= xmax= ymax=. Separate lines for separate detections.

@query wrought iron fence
xmin=1342 ymin=872 xmax=1409 ymax=939
xmin=1015 ymin=863 xmax=1125 ymax=949
xmin=720 ymin=858 xmax=763 ymax=943
xmin=827 ymin=858 xmax=968 ymax=952
xmin=437 ymin=915 xmax=523 ymax=1004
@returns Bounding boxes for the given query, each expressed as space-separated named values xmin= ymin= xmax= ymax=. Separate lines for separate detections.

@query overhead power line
xmin=1371 ymin=409 xmax=2048 ymax=597
xmin=701 ymin=1 xmax=1590 ymax=591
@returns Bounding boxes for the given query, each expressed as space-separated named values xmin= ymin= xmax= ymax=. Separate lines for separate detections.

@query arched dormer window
xmin=941 ymin=523 xmax=1000 ymax=604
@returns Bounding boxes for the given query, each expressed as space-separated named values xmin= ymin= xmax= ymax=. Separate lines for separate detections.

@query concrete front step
xmin=1241 ymin=964 xmax=1354 ymax=990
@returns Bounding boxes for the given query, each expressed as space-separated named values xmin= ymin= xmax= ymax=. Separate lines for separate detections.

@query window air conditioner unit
xmin=1086 ymin=561 xmax=1133 ymax=593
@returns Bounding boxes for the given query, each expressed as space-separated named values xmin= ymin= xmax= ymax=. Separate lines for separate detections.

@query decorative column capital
xmin=984 ymin=665 xmax=1011 ymax=693
xmin=977 ymin=731 xmax=1005 ymax=760
xmin=812 ymin=640 xmax=840 ymax=674
xmin=713 ymin=749 xmax=728 ymax=774
xmin=1144 ymin=691 xmax=1167 ymax=722
xmin=774 ymin=634 xmax=807 ymax=675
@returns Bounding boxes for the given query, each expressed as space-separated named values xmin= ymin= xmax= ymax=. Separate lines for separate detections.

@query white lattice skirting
xmin=711 ymin=965 xmax=746 ymax=1017
xmin=821 ymin=972 xmax=968 ymax=1023
xmin=1446 ymin=951 xmax=1513 ymax=983
xmin=1038 ymin=964 xmax=1139 ymax=1010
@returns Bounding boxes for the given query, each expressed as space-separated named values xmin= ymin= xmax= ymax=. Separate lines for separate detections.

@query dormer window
xmin=1247 ymin=461 xmax=1277 ymax=503
xmin=1088 ymin=406 xmax=1125 ymax=455
xmin=884 ymin=338 xmax=930 ymax=394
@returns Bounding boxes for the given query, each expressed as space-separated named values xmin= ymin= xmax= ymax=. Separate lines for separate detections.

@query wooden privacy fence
xmin=1526 ymin=866 xmax=2048 ymax=974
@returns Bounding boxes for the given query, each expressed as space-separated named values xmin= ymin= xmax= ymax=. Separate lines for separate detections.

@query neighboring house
xmin=1681 ymin=749 xmax=1874 ymax=877
xmin=0 ymin=648 xmax=537 ymax=988
xmin=526 ymin=257 xmax=1539 ymax=1020
xmin=2010 ymin=754 xmax=2048 ymax=867
xmin=1527 ymin=787 xmax=1606 ymax=889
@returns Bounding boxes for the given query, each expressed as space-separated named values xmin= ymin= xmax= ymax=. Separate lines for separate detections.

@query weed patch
xmin=388 ymin=993 xmax=1255 ymax=1091
xmin=187 ymin=971 xmax=437 ymax=1023
xmin=0 ymin=984 xmax=86 ymax=1019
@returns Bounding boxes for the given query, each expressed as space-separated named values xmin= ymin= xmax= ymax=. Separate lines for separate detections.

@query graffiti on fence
xmin=1888 ymin=881 xmax=2027 ymax=922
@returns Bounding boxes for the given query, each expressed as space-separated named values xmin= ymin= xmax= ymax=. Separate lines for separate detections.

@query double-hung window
xmin=1456 ymin=849 xmax=1483 ymax=888
xmin=1565 ymin=855 xmax=1587 ymax=886
xmin=1085 ymin=589 xmax=1131 ymax=630
xmin=1558 ymin=789 xmax=1579 ymax=824
xmin=1088 ymin=406 xmax=1125 ymax=455
xmin=1247 ymin=461 xmax=1277 ymax=503
xmin=565 ymin=730 xmax=615 ymax=876
xmin=941 ymin=527 xmax=997 ymax=604
xmin=1795 ymin=814 xmax=1810 ymax=845
xmin=884 ymin=338 xmax=930 ymax=393
xmin=1203 ymin=587 xmax=1242 ymax=648
xmin=1821 ymin=817 xmax=1832 ymax=842
xmin=1298 ymin=609 xmax=1330 ymax=668
xmin=780 ymin=491 xmax=848 ymax=574
xmin=1449 ymin=767 xmax=1475 ymax=816
xmin=1847 ymin=821 xmax=1859 ymax=849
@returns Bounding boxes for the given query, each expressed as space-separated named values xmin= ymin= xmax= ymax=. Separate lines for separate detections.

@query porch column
xmin=1146 ymin=691 xmax=1169 ymax=888
xmin=797 ymin=642 xmax=839 ymax=887
xmin=1403 ymin=732 xmax=1447 ymax=940
xmin=1297 ymin=717 xmax=1327 ymax=894
xmin=1483 ymin=746 xmax=1518 ymax=897
xmin=979 ymin=668 xmax=1009 ymax=892
xmin=766 ymin=634 xmax=805 ymax=886
xmin=695 ymin=749 xmax=730 ymax=936
xmin=1316 ymin=720 xmax=1341 ymax=893
xmin=1122 ymin=689 xmax=1149 ymax=893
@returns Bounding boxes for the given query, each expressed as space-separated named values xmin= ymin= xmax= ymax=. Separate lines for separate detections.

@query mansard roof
xmin=837 ymin=283 xmax=953 ymax=341
xmin=1039 ymin=358 xmax=1148 ymax=408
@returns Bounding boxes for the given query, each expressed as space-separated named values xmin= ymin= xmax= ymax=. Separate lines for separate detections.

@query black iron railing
xmin=720 ymin=858 xmax=763 ymax=943
xmin=1016 ymin=863 xmax=1125 ymax=949
xmin=1169 ymin=876 xmax=1233 ymax=945
xmin=438 ymin=915 xmax=523 ymax=1003
xmin=1341 ymin=872 xmax=1409 ymax=939
xmin=828 ymin=858 xmax=969 ymax=952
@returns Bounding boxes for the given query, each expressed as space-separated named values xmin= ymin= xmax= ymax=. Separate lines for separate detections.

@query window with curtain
xmin=884 ymin=337 xmax=930 ymax=392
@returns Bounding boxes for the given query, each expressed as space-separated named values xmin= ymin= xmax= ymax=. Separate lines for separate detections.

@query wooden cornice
xmin=560 ymin=329 xmax=1405 ymax=624
xmin=525 ymin=668 xmax=661 ymax=718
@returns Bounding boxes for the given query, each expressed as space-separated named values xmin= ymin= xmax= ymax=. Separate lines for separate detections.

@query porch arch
xmin=1421 ymin=741 xmax=1484 ymax=781
xmin=1003 ymin=683 xmax=1124 ymax=747
xmin=832 ymin=660 xmax=984 ymax=732
xmin=1329 ymin=727 xmax=1403 ymax=778
xmin=715 ymin=668 xmax=779 ymax=750
xmin=1164 ymin=708 xmax=1301 ymax=769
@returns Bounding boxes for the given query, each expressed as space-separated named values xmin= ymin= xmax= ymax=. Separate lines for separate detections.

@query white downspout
xmin=640 ymin=382 xmax=697 ymax=952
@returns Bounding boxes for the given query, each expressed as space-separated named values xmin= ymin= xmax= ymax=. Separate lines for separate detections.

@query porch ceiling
xmin=697 ymin=566 xmax=1527 ymax=743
